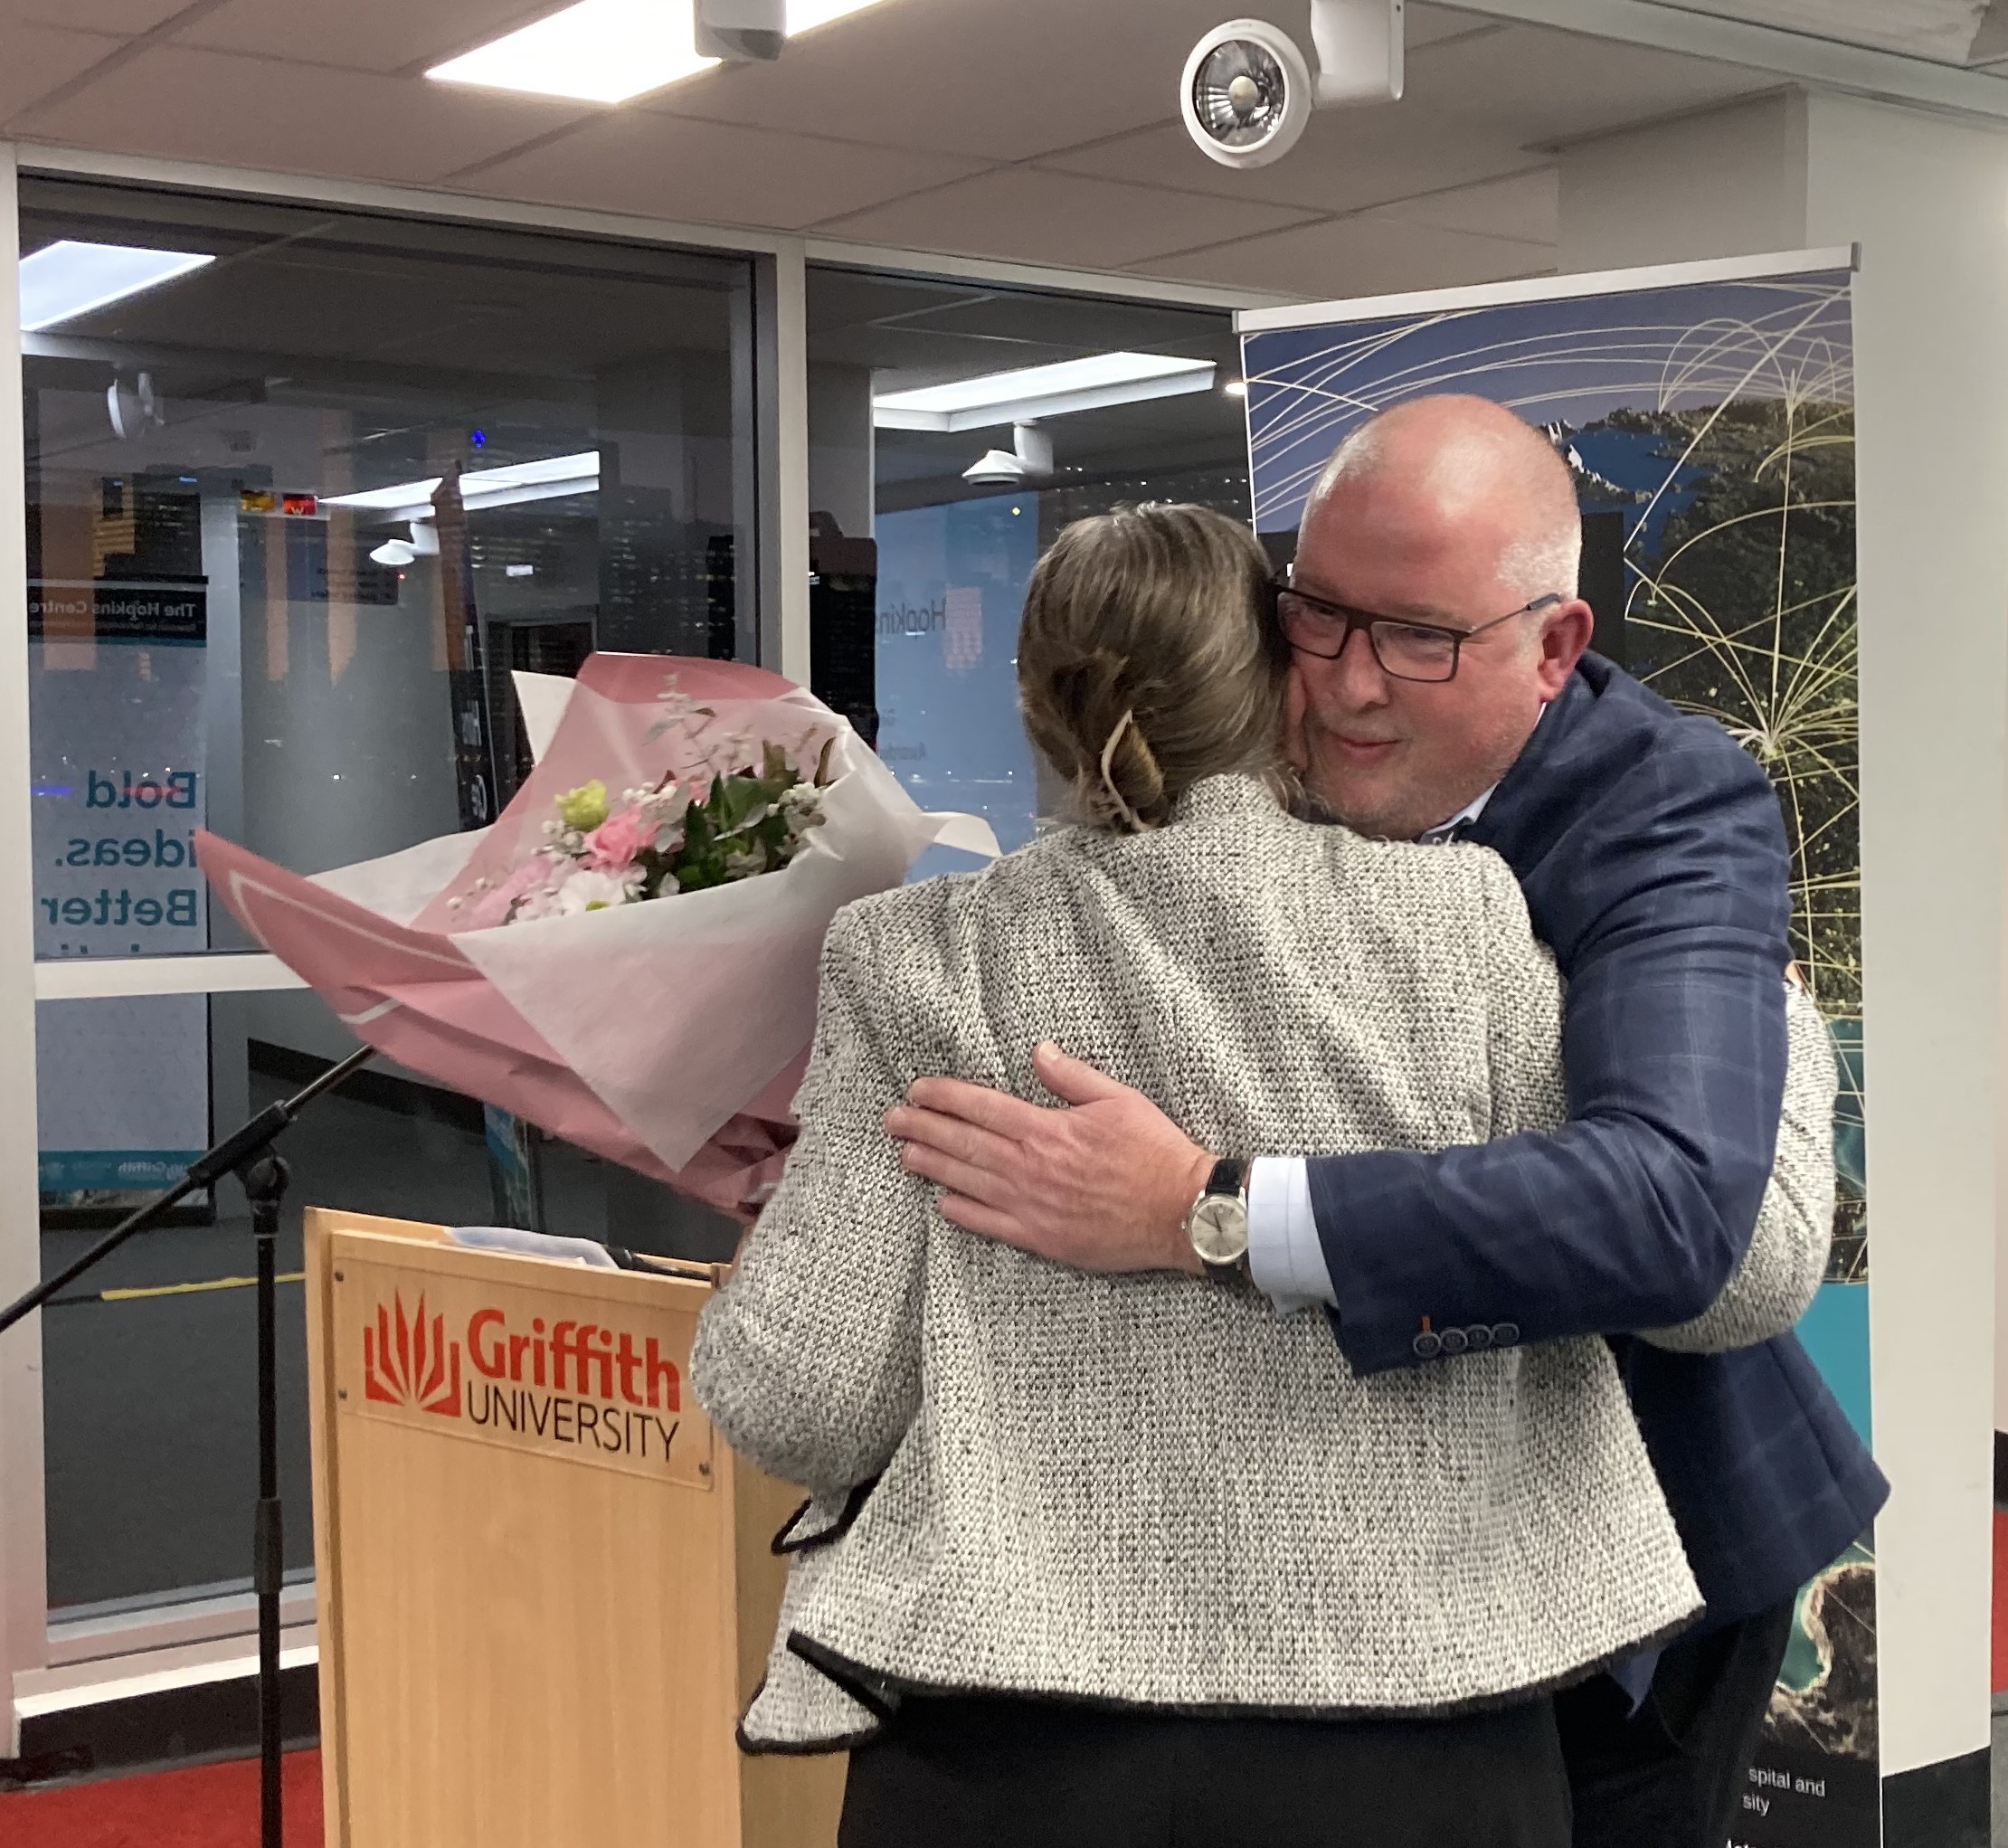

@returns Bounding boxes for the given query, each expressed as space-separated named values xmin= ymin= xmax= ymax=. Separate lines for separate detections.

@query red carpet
xmin=1994 ymin=1509 xmax=2008 ymax=1695
xmin=0 ymin=1748 xmax=321 ymax=1847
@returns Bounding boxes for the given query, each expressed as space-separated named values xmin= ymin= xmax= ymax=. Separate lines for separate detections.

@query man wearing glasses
xmin=887 ymin=393 xmax=1886 ymax=1845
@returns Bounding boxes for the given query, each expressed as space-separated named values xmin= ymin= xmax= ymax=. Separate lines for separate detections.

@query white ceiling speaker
xmin=963 ymin=422 xmax=1054 ymax=487
xmin=1182 ymin=1 xmax=1403 ymax=170
xmin=695 ymin=0 xmax=785 ymax=62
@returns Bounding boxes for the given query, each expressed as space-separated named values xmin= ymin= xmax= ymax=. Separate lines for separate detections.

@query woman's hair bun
xmin=1018 ymin=504 xmax=1283 ymax=834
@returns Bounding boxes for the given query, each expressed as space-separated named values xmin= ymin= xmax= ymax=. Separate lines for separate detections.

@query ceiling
xmin=0 ymin=0 xmax=1927 ymax=302
xmin=1672 ymin=0 xmax=2005 ymax=63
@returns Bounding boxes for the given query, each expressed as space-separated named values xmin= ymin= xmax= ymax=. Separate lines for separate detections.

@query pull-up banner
xmin=1238 ymin=252 xmax=1873 ymax=1848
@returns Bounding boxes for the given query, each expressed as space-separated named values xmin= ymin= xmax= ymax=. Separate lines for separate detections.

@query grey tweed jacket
xmin=692 ymin=775 xmax=1837 ymax=1749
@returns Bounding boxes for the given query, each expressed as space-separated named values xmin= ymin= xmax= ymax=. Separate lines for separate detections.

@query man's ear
xmin=1535 ymin=598 xmax=1595 ymax=696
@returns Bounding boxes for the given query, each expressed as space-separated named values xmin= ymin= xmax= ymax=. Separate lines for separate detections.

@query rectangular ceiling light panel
xmin=786 ymin=0 xmax=886 ymax=32
xmin=20 ymin=241 xmax=215 ymax=333
xmin=325 ymin=451 xmax=602 ymax=522
xmin=428 ymin=0 xmax=886 ymax=103
xmin=428 ymin=0 xmax=716 ymax=103
xmin=872 ymin=353 xmax=1218 ymax=432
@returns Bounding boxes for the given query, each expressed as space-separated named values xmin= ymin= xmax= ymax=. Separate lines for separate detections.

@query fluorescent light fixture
xmin=20 ymin=241 xmax=214 ymax=333
xmin=326 ymin=451 xmax=601 ymax=524
xmin=428 ymin=0 xmax=716 ymax=103
xmin=427 ymin=0 xmax=884 ymax=103
xmin=874 ymin=354 xmax=1217 ymax=432
xmin=787 ymin=0 xmax=886 ymax=32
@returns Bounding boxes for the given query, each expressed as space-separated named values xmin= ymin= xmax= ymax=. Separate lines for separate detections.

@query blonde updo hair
xmin=1018 ymin=502 xmax=1288 ymax=834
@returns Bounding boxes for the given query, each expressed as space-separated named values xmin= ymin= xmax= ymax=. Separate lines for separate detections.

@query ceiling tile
xmin=637 ymin=0 xmax=1265 ymax=162
xmin=10 ymin=44 xmax=592 ymax=181
xmin=1409 ymin=24 xmax=1774 ymax=142
xmin=812 ymin=167 xmax=1320 ymax=270
xmin=1036 ymin=105 xmax=1533 ymax=216
xmin=0 ymin=0 xmax=184 ymax=31
xmin=1367 ymin=167 xmax=1559 ymax=244
xmin=1670 ymin=0 xmax=1984 ymax=62
xmin=0 ymin=24 xmax=121 ymax=119
xmin=1406 ymin=3 xmax=1507 ymax=49
xmin=470 ymin=112 xmax=989 ymax=231
xmin=175 ymin=0 xmax=564 ymax=76
xmin=1142 ymin=214 xmax=1553 ymax=301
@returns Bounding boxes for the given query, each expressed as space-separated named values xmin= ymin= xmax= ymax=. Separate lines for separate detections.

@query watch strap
xmin=1203 ymin=1157 xmax=1247 ymax=1199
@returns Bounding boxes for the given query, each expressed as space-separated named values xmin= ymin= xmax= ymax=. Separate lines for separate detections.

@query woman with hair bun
xmin=692 ymin=504 xmax=1835 ymax=1848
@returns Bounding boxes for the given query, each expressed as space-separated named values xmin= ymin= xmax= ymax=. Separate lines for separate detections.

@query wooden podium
xmin=302 ymin=1208 xmax=846 ymax=1848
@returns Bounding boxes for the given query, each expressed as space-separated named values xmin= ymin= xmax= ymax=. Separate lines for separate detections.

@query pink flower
xmin=583 ymin=805 xmax=658 ymax=870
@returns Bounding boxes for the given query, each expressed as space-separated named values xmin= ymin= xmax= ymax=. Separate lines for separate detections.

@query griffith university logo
xmin=363 ymin=1293 xmax=464 ymax=1419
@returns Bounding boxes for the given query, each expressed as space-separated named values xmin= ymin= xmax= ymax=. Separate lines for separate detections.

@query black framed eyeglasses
xmin=1271 ymin=579 xmax=1565 ymax=684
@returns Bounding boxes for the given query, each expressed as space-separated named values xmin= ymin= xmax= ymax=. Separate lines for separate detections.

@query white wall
xmin=1558 ymin=91 xmax=1810 ymax=273
xmin=1801 ymin=90 xmax=2008 ymax=1781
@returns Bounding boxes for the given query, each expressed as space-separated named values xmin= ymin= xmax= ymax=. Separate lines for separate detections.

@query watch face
xmin=1189 ymin=1194 xmax=1249 ymax=1265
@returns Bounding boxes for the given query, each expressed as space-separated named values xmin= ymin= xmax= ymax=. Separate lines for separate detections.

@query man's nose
xmin=1329 ymin=624 xmax=1392 ymax=704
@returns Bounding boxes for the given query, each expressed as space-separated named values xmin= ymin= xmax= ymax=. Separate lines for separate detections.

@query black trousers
xmin=838 ymin=1692 xmax=1573 ymax=1848
xmin=1555 ymin=1599 xmax=1796 ymax=1848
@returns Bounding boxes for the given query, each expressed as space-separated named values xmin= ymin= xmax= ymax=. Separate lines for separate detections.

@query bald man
xmin=888 ymin=395 xmax=1887 ymax=1846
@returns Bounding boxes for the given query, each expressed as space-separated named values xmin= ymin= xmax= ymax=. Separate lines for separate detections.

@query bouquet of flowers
xmin=457 ymin=693 xmax=836 ymax=927
xmin=196 ymin=654 xmax=995 ymax=1216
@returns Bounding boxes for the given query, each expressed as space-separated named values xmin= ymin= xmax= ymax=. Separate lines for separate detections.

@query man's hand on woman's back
xmin=886 ymin=1042 xmax=1210 ymax=1275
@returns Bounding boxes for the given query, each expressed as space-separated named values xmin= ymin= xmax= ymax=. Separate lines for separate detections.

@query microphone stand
xmin=0 ymin=1041 xmax=379 ymax=1848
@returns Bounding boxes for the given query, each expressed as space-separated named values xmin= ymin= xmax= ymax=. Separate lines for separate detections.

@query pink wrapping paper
xmin=196 ymin=654 xmax=996 ymax=1218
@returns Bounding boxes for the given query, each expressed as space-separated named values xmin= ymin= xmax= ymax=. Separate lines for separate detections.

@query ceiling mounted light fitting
xmin=21 ymin=240 xmax=214 ymax=332
xmin=696 ymin=0 xmax=784 ymax=61
xmin=106 ymin=372 xmax=165 ymax=441
xmin=1181 ymin=1 xmax=1403 ymax=169
xmin=875 ymin=354 xmax=1217 ymax=432
xmin=428 ymin=0 xmax=886 ymax=101
xmin=428 ymin=0 xmax=716 ymax=102
xmin=963 ymin=422 xmax=1055 ymax=487
xmin=326 ymin=452 xmax=601 ymax=525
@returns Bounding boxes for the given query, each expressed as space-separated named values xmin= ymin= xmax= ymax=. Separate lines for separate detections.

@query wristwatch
xmin=1184 ymin=1157 xmax=1250 ymax=1281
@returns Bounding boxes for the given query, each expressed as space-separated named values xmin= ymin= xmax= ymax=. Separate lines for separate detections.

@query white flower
xmin=554 ymin=867 xmax=645 ymax=915
xmin=639 ymin=782 xmax=692 ymax=825
xmin=723 ymin=848 xmax=767 ymax=880
xmin=509 ymin=884 xmax=566 ymax=923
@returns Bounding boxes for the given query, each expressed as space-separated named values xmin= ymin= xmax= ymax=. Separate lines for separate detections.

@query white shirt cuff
xmin=1246 ymin=1156 xmax=1338 ymax=1315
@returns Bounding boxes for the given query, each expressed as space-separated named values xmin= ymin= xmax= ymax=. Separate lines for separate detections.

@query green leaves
xmin=655 ymin=741 xmax=825 ymax=895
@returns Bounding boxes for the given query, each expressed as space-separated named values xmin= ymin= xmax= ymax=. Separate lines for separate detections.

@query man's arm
xmin=1640 ymin=978 xmax=1835 ymax=1352
xmin=1302 ymin=733 xmax=1792 ymax=1373
xmin=888 ymin=716 xmax=1795 ymax=1359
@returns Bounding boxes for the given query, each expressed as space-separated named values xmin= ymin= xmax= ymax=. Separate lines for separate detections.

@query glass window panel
xmin=38 ymin=989 xmax=737 ymax=1615
xmin=20 ymin=175 xmax=757 ymax=961
xmin=804 ymin=267 xmax=1246 ymax=871
xmin=21 ymin=178 xmax=758 ymax=1623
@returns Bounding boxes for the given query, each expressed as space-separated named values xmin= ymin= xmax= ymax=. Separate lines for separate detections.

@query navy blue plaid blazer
xmin=1307 ymin=653 xmax=1886 ymax=1626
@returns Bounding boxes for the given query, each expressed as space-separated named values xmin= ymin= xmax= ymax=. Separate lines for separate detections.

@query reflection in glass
xmin=21 ymin=175 xmax=756 ymax=962
xmin=803 ymin=267 xmax=1249 ymax=863
xmin=20 ymin=178 xmax=758 ymax=1621
xmin=38 ymin=990 xmax=736 ymax=1613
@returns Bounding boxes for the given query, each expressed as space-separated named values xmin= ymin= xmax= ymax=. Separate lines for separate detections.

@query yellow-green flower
xmin=554 ymin=780 xmax=609 ymax=831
